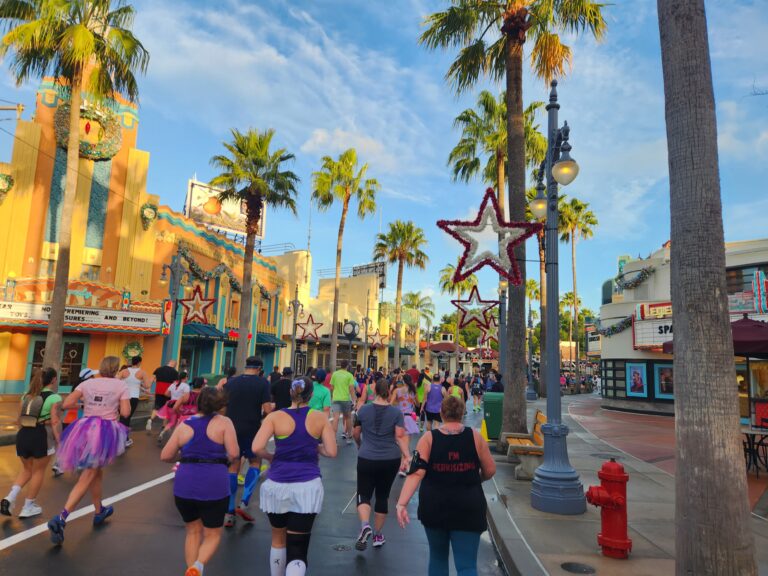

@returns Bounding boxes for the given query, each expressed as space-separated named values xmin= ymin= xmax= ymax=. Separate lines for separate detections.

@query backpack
xmin=20 ymin=390 xmax=52 ymax=428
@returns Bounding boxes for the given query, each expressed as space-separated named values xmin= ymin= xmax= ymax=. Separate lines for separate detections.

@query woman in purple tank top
xmin=161 ymin=387 xmax=239 ymax=576
xmin=253 ymin=377 xmax=337 ymax=576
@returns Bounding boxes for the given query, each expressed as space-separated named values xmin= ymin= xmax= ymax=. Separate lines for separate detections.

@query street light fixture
xmin=497 ymin=279 xmax=508 ymax=378
xmin=287 ymin=284 xmax=304 ymax=374
xmin=530 ymin=179 xmax=548 ymax=221
xmin=342 ymin=320 xmax=359 ymax=368
xmin=529 ymin=79 xmax=585 ymax=515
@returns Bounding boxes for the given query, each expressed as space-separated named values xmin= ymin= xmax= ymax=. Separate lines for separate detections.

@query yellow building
xmin=0 ymin=80 xmax=283 ymax=393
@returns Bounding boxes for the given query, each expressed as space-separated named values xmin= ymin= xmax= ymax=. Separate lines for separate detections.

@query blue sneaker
xmin=93 ymin=505 xmax=113 ymax=526
xmin=47 ymin=515 xmax=66 ymax=545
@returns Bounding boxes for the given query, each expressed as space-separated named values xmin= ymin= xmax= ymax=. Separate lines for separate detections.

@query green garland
xmin=178 ymin=242 xmax=243 ymax=293
xmin=122 ymin=340 xmax=144 ymax=360
xmin=54 ymin=102 xmax=122 ymax=161
xmin=596 ymin=315 xmax=633 ymax=337
xmin=0 ymin=173 xmax=13 ymax=194
xmin=615 ymin=266 xmax=655 ymax=291
xmin=140 ymin=202 xmax=158 ymax=231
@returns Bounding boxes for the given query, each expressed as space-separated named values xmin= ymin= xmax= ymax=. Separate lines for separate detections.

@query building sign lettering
xmin=0 ymin=302 xmax=162 ymax=334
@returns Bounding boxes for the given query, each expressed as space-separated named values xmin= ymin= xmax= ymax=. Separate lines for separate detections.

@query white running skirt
xmin=259 ymin=477 xmax=324 ymax=515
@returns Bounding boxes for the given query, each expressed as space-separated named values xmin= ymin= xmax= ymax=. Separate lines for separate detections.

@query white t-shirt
xmin=167 ymin=381 xmax=190 ymax=401
xmin=123 ymin=367 xmax=143 ymax=399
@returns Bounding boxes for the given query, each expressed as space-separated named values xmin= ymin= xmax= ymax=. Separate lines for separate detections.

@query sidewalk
xmin=485 ymin=395 xmax=768 ymax=576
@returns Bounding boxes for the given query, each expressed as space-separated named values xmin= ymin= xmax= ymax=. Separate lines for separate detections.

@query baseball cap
xmin=315 ymin=369 xmax=326 ymax=383
xmin=79 ymin=368 xmax=99 ymax=380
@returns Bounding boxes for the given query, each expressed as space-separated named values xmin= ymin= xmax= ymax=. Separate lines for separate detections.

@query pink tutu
xmin=57 ymin=416 xmax=128 ymax=471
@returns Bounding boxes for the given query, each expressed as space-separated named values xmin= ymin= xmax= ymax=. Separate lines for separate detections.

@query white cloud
xmin=301 ymin=128 xmax=399 ymax=173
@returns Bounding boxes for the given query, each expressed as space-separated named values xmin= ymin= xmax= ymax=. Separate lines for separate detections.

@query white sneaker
xmin=18 ymin=502 xmax=42 ymax=519
xmin=145 ymin=419 xmax=152 ymax=431
xmin=125 ymin=438 xmax=134 ymax=448
xmin=52 ymin=465 xmax=63 ymax=477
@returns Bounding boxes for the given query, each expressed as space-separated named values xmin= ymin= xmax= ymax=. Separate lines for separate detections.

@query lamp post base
xmin=530 ymin=423 xmax=585 ymax=515
xmin=526 ymin=387 xmax=538 ymax=401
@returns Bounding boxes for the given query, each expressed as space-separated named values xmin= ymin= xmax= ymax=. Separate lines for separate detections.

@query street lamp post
xmin=342 ymin=320 xmax=360 ymax=368
xmin=362 ymin=315 xmax=371 ymax=369
xmin=528 ymin=79 xmax=585 ymax=515
xmin=526 ymin=307 xmax=537 ymax=400
xmin=286 ymin=284 xmax=304 ymax=374
xmin=497 ymin=280 xmax=508 ymax=380
xmin=160 ymin=245 xmax=190 ymax=366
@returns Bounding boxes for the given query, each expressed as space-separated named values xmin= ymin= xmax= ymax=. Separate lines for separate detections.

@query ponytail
xmin=27 ymin=367 xmax=56 ymax=398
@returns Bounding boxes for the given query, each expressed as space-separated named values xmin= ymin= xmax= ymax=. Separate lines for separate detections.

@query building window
xmin=726 ymin=264 xmax=768 ymax=295
xmin=80 ymin=264 xmax=101 ymax=281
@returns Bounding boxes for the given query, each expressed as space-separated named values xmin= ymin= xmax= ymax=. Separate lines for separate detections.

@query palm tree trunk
xmin=43 ymin=71 xmax=83 ymax=370
xmin=235 ymin=222 xmax=258 ymax=373
xmin=502 ymin=33 xmax=528 ymax=435
xmin=572 ymin=235 xmax=580 ymax=390
xmin=496 ymin=149 xmax=506 ymax=215
xmin=657 ymin=0 xmax=756 ymax=572
xmin=329 ymin=198 xmax=350 ymax=370
xmin=454 ymin=289 xmax=462 ymax=372
xmin=538 ymin=232 xmax=547 ymax=397
xmin=394 ymin=259 xmax=404 ymax=370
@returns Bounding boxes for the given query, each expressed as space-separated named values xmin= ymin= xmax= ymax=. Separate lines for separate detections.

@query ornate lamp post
xmin=497 ymin=279 xmax=508 ymax=380
xmin=528 ymin=79 xmax=584 ymax=515
xmin=159 ymin=244 xmax=190 ymax=366
xmin=342 ymin=320 xmax=360 ymax=368
xmin=286 ymin=284 xmax=304 ymax=374
xmin=362 ymin=315 xmax=371 ymax=369
xmin=526 ymin=306 xmax=537 ymax=400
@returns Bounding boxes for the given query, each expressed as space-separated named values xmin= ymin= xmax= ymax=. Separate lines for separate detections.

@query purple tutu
xmin=57 ymin=416 xmax=128 ymax=471
xmin=403 ymin=412 xmax=420 ymax=435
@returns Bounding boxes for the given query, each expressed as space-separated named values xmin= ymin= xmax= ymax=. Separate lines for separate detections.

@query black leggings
xmin=356 ymin=457 xmax=401 ymax=514
xmin=119 ymin=398 xmax=139 ymax=428
xmin=267 ymin=513 xmax=316 ymax=566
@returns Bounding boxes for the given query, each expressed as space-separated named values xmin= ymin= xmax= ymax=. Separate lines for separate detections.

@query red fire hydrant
xmin=585 ymin=458 xmax=632 ymax=559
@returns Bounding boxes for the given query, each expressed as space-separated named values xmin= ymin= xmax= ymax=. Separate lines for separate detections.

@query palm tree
xmin=373 ymin=221 xmax=429 ymax=370
xmin=559 ymin=197 xmax=597 ymax=385
xmin=421 ymin=0 xmax=606 ymax=434
xmin=313 ymin=149 xmax=380 ymax=370
xmin=210 ymin=128 xmax=299 ymax=372
xmin=657 ymin=1 xmax=755 ymax=571
xmin=439 ymin=262 xmax=478 ymax=367
xmin=559 ymin=291 xmax=580 ymax=371
xmin=448 ymin=92 xmax=546 ymax=213
xmin=0 ymin=0 xmax=149 ymax=369
xmin=404 ymin=291 xmax=435 ymax=368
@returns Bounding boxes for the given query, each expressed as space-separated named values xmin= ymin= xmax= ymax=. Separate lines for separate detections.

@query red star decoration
xmin=368 ymin=329 xmax=387 ymax=349
xmin=437 ymin=188 xmax=543 ymax=285
xmin=451 ymin=286 xmax=498 ymax=330
xmin=479 ymin=316 xmax=499 ymax=346
xmin=179 ymin=285 xmax=216 ymax=324
xmin=296 ymin=314 xmax=323 ymax=340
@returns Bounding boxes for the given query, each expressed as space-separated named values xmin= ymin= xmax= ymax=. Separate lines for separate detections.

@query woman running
xmin=161 ymin=386 xmax=239 ymax=576
xmin=356 ymin=370 xmax=376 ymax=410
xmin=421 ymin=374 xmax=446 ymax=432
xmin=47 ymin=356 xmax=131 ymax=545
xmin=396 ymin=396 xmax=496 ymax=576
xmin=353 ymin=377 xmax=410 ymax=550
xmin=253 ymin=377 xmax=337 ymax=576
xmin=390 ymin=374 xmax=419 ymax=436
xmin=157 ymin=371 xmax=191 ymax=444
xmin=1 ymin=368 xmax=62 ymax=518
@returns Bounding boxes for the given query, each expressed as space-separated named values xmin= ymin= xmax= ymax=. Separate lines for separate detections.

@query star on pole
xmin=368 ymin=329 xmax=387 ymax=349
xmin=437 ymin=188 xmax=543 ymax=285
xmin=296 ymin=314 xmax=323 ymax=340
xmin=179 ymin=285 xmax=216 ymax=324
xmin=479 ymin=316 xmax=499 ymax=346
xmin=451 ymin=285 xmax=498 ymax=330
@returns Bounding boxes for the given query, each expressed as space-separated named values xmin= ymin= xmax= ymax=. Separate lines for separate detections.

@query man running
xmin=147 ymin=360 xmax=179 ymax=432
xmin=271 ymin=367 xmax=293 ymax=410
xmin=223 ymin=356 xmax=272 ymax=527
xmin=330 ymin=360 xmax=356 ymax=445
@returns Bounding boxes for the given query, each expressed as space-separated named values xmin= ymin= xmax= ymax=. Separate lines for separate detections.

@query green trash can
xmin=482 ymin=392 xmax=504 ymax=440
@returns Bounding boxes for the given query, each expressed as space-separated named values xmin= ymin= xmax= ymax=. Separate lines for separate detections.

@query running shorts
xmin=332 ymin=401 xmax=353 ymax=415
xmin=174 ymin=495 xmax=229 ymax=528
xmin=16 ymin=425 xmax=48 ymax=459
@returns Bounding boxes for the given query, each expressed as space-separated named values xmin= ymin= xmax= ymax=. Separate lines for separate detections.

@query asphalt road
xmin=0 ymin=412 xmax=505 ymax=576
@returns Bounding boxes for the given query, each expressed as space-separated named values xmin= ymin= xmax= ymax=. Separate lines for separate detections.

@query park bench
xmin=503 ymin=410 xmax=546 ymax=480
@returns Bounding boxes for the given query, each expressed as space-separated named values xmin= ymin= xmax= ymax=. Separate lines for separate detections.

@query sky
xmin=1 ymin=0 xmax=767 ymax=324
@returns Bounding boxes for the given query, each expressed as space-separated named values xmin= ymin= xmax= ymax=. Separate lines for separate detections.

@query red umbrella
xmin=662 ymin=314 xmax=768 ymax=359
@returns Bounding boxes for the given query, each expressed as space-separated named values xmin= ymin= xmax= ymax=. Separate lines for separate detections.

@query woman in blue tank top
xmin=161 ymin=387 xmax=239 ymax=576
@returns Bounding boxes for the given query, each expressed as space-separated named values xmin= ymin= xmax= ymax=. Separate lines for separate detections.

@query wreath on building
xmin=596 ymin=315 xmax=633 ymax=337
xmin=54 ymin=103 xmax=122 ymax=161
xmin=615 ymin=266 xmax=655 ymax=291
xmin=140 ymin=202 xmax=158 ymax=231
xmin=0 ymin=173 xmax=13 ymax=204
xmin=122 ymin=340 xmax=144 ymax=361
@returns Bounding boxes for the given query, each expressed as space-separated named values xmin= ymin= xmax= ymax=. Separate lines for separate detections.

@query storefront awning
xmin=256 ymin=333 xmax=286 ymax=348
xmin=388 ymin=344 xmax=415 ymax=357
xmin=183 ymin=322 xmax=227 ymax=341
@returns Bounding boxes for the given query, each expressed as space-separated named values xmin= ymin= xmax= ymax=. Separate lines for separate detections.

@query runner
xmin=147 ymin=360 xmax=179 ymax=432
xmin=391 ymin=374 xmax=420 ymax=436
xmin=161 ymin=386 xmax=239 ymax=576
xmin=119 ymin=356 xmax=150 ymax=447
xmin=47 ymin=356 xmax=131 ymax=545
xmin=355 ymin=370 xmax=376 ymax=410
xmin=253 ymin=377 xmax=337 ymax=576
xmin=223 ymin=356 xmax=272 ymax=527
xmin=308 ymin=369 xmax=331 ymax=416
xmin=447 ymin=377 xmax=464 ymax=400
xmin=272 ymin=367 xmax=294 ymax=410
xmin=1 ymin=368 xmax=62 ymax=519
xmin=469 ymin=371 xmax=484 ymax=413
xmin=157 ymin=372 xmax=191 ymax=444
xmin=421 ymin=374 xmax=446 ymax=432
xmin=330 ymin=360 xmax=356 ymax=445
xmin=216 ymin=367 xmax=237 ymax=390
xmin=396 ymin=395 xmax=497 ymax=576
xmin=353 ymin=377 xmax=410 ymax=550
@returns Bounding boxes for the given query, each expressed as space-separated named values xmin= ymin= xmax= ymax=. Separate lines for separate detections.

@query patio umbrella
xmin=662 ymin=314 xmax=768 ymax=359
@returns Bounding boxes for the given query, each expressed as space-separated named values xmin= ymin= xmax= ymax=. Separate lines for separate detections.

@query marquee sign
xmin=0 ymin=302 xmax=162 ymax=334
xmin=633 ymin=316 xmax=673 ymax=351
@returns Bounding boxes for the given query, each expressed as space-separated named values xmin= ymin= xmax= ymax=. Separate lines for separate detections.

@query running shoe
xmin=224 ymin=513 xmax=236 ymax=528
xmin=47 ymin=515 xmax=66 ymax=545
xmin=18 ymin=502 xmax=42 ymax=519
xmin=0 ymin=498 xmax=13 ymax=516
xmin=372 ymin=534 xmax=386 ymax=548
xmin=184 ymin=567 xmax=202 ymax=576
xmin=235 ymin=504 xmax=255 ymax=522
xmin=355 ymin=525 xmax=372 ymax=550
xmin=125 ymin=438 xmax=134 ymax=448
xmin=341 ymin=433 xmax=348 ymax=441
xmin=145 ymin=419 xmax=152 ymax=432
xmin=52 ymin=465 xmax=64 ymax=478
xmin=237 ymin=474 xmax=245 ymax=486
xmin=93 ymin=505 xmax=114 ymax=526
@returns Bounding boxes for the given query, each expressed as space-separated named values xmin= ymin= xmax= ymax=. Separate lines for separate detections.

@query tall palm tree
xmin=0 ymin=0 xmax=149 ymax=369
xmin=657 ymin=1 xmax=755 ymax=571
xmin=404 ymin=291 xmax=435 ymax=367
xmin=559 ymin=291 xmax=580 ymax=370
xmin=373 ymin=221 xmax=429 ymax=370
xmin=313 ymin=149 xmax=380 ymax=370
xmin=439 ymin=262 xmax=478 ymax=366
xmin=559 ymin=197 xmax=597 ymax=385
xmin=422 ymin=0 xmax=606 ymax=434
xmin=210 ymin=128 xmax=299 ymax=372
xmin=448 ymin=92 xmax=546 ymax=213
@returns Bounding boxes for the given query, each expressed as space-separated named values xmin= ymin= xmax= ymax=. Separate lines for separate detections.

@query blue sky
xmin=1 ymin=0 xmax=767 ymax=323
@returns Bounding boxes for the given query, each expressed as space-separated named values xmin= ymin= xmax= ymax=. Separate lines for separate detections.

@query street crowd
xmin=1 ymin=354 xmax=500 ymax=576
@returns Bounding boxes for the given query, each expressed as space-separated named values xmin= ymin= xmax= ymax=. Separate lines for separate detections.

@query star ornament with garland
xmin=452 ymin=285 xmax=498 ymax=329
xmin=437 ymin=188 xmax=543 ymax=285
xmin=479 ymin=316 xmax=499 ymax=346
xmin=179 ymin=285 xmax=216 ymax=324
xmin=297 ymin=314 xmax=324 ymax=340
xmin=368 ymin=329 xmax=387 ymax=349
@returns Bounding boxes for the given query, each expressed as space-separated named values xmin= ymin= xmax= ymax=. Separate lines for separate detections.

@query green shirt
xmin=330 ymin=369 xmax=356 ymax=402
xmin=36 ymin=388 xmax=62 ymax=422
xmin=308 ymin=382 xmax=331 ymax=412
